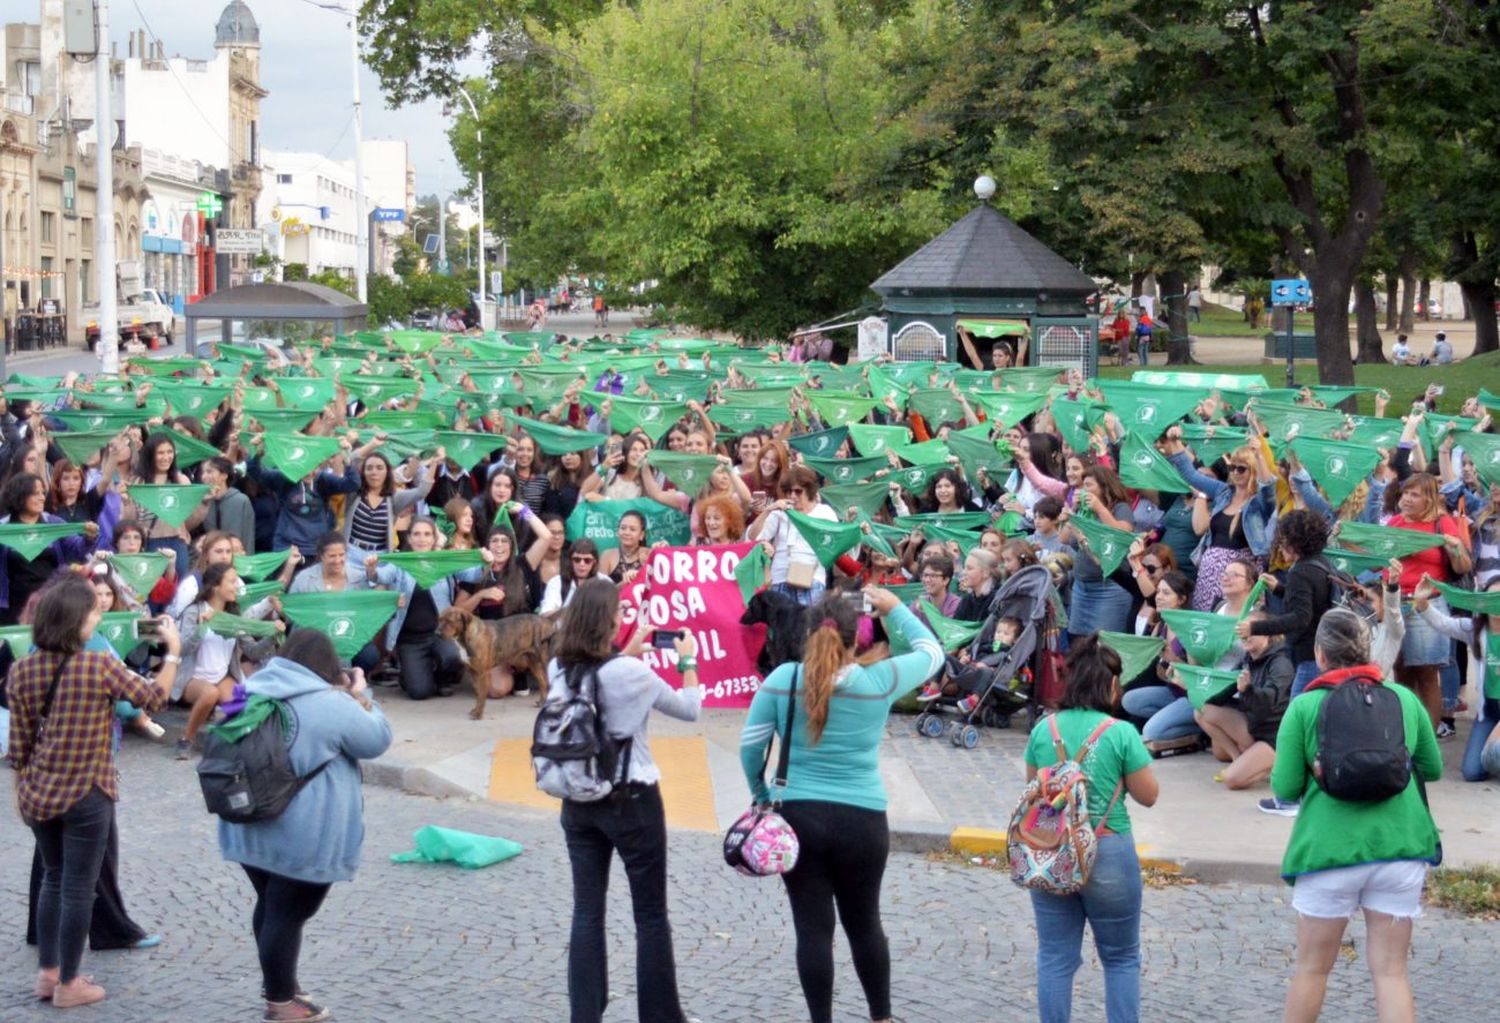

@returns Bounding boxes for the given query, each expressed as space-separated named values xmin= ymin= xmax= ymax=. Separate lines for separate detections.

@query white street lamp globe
xmin=974 ymin=175 xmax=997 ymax=201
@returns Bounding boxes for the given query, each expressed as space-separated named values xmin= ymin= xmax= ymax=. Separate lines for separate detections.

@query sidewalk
xmin=362 ymin=690 xmax=1500 ymax=883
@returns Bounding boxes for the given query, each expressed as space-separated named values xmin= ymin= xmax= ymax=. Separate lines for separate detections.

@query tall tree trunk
xmin=1354 ymin=279 xmax=1385 ymax=364
xmin=1398 ymin=251 xmax=1417 ymax=333
xmin=1460 ymin=281 xmax=1498 ymax=355
xmin=1311 ymin=273 xmax=1357 ymax=386
xmin=1418 ymin=279 xmax=1432 ymax=321
xmin=1452 ymin=229 xmax=1500 ymax=356
xmin=1383 ymin=274 xmax=1398 ymax=330
xmin=1160 ymin=269 xmax=1197 ymax=365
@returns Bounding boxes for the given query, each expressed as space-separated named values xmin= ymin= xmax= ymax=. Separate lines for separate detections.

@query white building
xmin=260 ymin=149 xmax=371 ymax=278
xmin=359 ymin=138 xmax=414 ymax=275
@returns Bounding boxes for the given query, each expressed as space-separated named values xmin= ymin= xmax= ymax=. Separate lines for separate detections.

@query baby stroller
xmin=915 ymin=564 xmax=1054 ymax=750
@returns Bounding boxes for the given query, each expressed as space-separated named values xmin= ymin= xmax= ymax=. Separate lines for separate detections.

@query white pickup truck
xmin=84 ymin=261 xmax=176 ymax=349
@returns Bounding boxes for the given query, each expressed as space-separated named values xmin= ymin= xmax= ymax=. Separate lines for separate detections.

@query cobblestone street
xmin=1 ymin=736 xmax=1492 ymax=1023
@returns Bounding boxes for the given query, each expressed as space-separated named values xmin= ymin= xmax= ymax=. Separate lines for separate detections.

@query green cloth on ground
xmin=391 ymin=825 xmax=524 ymax=869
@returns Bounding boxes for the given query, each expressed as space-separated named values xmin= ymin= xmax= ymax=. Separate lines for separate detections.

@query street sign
xmin=215 ymin=229 xmax=264 ymax=255
xmin=482 ymin=231 xmax=497 ymax=248
xmin=422 ymin=234 xmax=440 ymax=255
xmin=437 ymin=259 xmax=451 ymax=275
xmin=372 ymin=207 xmax=405 ymax=222
xmin=490 ymin=271 xmax=503 ymax=296
xmin=1271 ymin=279 xmax=1311 ymax=307
xmin=196 ymin=191 xmax=223 ymax=217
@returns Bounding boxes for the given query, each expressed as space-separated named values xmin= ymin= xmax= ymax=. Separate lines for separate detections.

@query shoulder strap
xmin=1074 ymin=717 xmax=1119 ymax=764
xmin=1047 ymin=713 xmax=1068 ymax=763
xmin=38 ymin=654 xmax=71 ymax=726
xmin=768 ymin=667 xmax=798 ymax=804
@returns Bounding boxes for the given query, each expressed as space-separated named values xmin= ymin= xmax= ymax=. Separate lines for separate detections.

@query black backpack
xmin=531 ymin=659 xmax=632 ymax=803
xmin=198 ymin=701 xmax=331 ymax=823
xmin=1313 ymin=673 xmax=1411 ymax=802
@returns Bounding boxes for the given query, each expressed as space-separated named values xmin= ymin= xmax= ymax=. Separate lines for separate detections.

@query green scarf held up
xmin=734 ymin=543 xmax=770 ymax=607
xmin=566 ymin=497 xmax=692 ymax=551
xmin=150 ymin=380 xmax=234 ymax=416
xmin=845 ymin=423 xmax=911 ymax=457
xmin=52 ymin=431 xmax=116 ymax=467
xmin=280 ymin=590 xmax=401 ymax=660
xmin=166 ymin=430 xmax=225 ymax=469
xmin=52 ymin=409 xmax=144 ymax=433
xmin=1117 ymin=434 xmax=1191 ymax=494
xmin=647 ymin=452 xmax=722 ymax=493
xmin=606 ymin=395 xmax=690 ymax=442
xmin=1334 ymin=520 xmax=1446 ymax=559
xmin=1174 ymin=663 xmax=1242 ymax=710
xmin=234 ymin=549 xmax=292 ymax=581
xmin=362 ymin=409 xmax=448 ymax=431
xmin=378 ymin=550 xmax=486 ymax=589
xmin=247 ymin=409 xmax=322 ymax=434
xmin=907 ymin=388 xmax=967 ymax=428
xmin=1324 ymin=547 xmax=1392 ymax=576
xmin=943 ymin=427 xmax=1013 ymax=476
xmin=127 ymin=484 xmax=210 ymax=529
xmin=1050 ymin=397 xmax=1107 ymax=453
xmin=799 ymin=454 xmax=888 ymax=485
xmin=1159 ymin=609 xmax=1240 ymax=666
xmin=785 ymin=509 xmax=863 ymax=569
xmin=890 ymin=438 xmax=950 ymax=466
xmin=887 ymin=462 xmax=948 ymax=497
xmin=1421 ymin=576 xmax=1500 ymax=616
xmin=1290 ymin=436 xmax=1382 ymax=507
xmin=206 ymin=612 xmax=282 ymax=640
xmin=996 ymin=366 xmax=1063 ymax=393
xmin=261 ymin=433 xmax=343 ymax=481
xmin=970 ymin=390 xmax=1049 ymax=427
xmin=1068 ymin=511 xmax=1135 ymax=576
xmin=1246 ymin=399 xmax=1348 ymax=443
xmin=1098 ymin=380 xmax=1203 ymax=435
xmin=431 ymin=431 xmax=505 ymax=472
xmin=918 ymin=522 xmax=983 ymax=557
xmin=707 ymin=403 xmax=786 ymax=433
xmin=239 ymin=580 xmax=286 ymax=606
xmin=1178 ymin=423 xmax=1249 ymax=467
xmin=107 ymin=552 xmax=172 ymax=594
xmin=0 ymin=521 xmax=88 ymax=561
xmin=806 ymin=391 xmax=881 ymax=426
xmin=278 ymin=378 xmax=338 ymax=410
xmin=785 ymin=426 xmax=849 ymax=459
xmin=95 ymin=612 xmax=144 ymax=659
xmin=506 ymin=414 xmax=603 ymax=456
xmin=1098 ymin=631 xmax=1165 ymax=684
xmin=819 ymin=480 xmax=891 ymax=519
xmin=916 ymin=599 xmax=985 ymax=652
xmin=1458 ymin=430 xmax=1500 ymax=488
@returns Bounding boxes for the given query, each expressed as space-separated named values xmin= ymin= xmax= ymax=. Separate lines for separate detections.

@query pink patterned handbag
xmin=724 ymin=668 xmax=801 ymax=877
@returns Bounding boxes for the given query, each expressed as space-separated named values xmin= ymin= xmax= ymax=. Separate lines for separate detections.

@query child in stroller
xmin=914 ymin=564 xmax=1053 ymax=748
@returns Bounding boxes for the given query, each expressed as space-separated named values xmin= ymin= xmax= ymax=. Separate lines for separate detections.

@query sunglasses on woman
xmin=1229 ymin=464 xmax=1250 ymax=475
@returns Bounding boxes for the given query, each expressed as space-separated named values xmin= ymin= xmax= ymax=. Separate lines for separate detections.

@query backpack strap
xmin=1046 ymin=713 xmax=1068 ymax=763
xmin=1073 ymin=717 xmax=1120 ymax=765
xmin=768 ymin=667 xmax=798 ymax=807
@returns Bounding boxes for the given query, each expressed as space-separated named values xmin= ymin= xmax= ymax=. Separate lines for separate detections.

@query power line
xmin=127 ymin=0 xmax=234 ymax=152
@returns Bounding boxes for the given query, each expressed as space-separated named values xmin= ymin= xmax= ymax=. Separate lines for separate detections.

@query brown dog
xmin=437 ymin=607 xmax=557 ymax=720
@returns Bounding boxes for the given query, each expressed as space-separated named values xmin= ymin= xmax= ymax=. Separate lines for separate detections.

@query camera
xmin=651 ymin=629 xmax=684 ymax=650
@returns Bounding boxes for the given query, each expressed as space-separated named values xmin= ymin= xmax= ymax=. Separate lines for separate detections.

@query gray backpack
xmin=531 ymin=659 xmax=632 ymax=802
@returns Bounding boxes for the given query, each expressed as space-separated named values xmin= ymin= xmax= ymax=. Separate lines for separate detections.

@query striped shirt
xmin=6 ymin=650 xmax=165 ymax=824
xmin=348 ymin=497 xmax=391 ymax=552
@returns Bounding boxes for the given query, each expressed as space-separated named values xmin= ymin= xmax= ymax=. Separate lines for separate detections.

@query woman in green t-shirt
xmin=1023 ymin=635 xmax=1158 ymax=1023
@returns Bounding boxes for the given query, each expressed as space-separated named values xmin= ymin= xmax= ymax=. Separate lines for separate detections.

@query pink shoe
xmin=916 ymin=684 xmax=942 ymax=702
xmin=52 ymin=976 xmax=106 ymax=1008
xmin=34 ymin=968 xmax=59 ymax=999
xmin=957 ymin=695 xmax=978 ymax=714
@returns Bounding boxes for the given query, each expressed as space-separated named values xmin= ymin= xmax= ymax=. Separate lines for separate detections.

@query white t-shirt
xmin=1393 ymin=340 xmax=1411 ymax=362
xmin=763 ymin=503 xmax=839 ymax=585
xmin=193 ymin=630 xmax=236 ymax=683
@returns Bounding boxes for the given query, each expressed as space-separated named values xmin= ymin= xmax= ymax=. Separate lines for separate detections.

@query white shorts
xmin=1291 ymin=860 xmax=1428 ymax=920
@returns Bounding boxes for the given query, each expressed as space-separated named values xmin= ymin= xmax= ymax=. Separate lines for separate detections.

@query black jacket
xmin=1240 ymin=643 xmax=1295 ymax=743
xmin=1249 ymin=555 xmax=1332 ymax=663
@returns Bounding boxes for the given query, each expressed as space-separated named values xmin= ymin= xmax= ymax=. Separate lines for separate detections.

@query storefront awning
xmin=957 ymin=318 xmax=1029 ymax=338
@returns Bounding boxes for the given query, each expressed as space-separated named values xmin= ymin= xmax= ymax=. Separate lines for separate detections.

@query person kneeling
xmin=1196 ymin=614 xmax=1294 ymax=790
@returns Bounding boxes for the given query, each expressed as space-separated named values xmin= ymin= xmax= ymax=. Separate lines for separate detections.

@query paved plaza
xmin=2 ymin=724 xmax=1494 ymax=1023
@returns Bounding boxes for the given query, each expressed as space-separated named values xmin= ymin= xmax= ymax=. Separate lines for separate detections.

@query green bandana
xmin=1324 ymin=547 xmax=1392 ymax=576
xmin=1117 ymin=434 xmax=1191 ymax=494
xmin=52 ymin=409 xmax=144 ymax=433
xmin=734 ymin=543 xmax=771 ymax=607
xmin=943 ymin=427 xmax=1013 ymax=476
xmin=1098 ymin=631 xmax=1166 ymax=683
xmin=807 ymin=391 xmax=880 ymax=426
xmin=239 ymin=580 xmax=286 ymax=606
xmin=262 ymin=434 xmax=343 ymax=480
xmin=1070 ymin=511 xmax=1135 ymax=576
xmin=0 ymin=624 xmax=33 ymax=654
xmin=206 ymin=612 xmax=282 ymax=640
xmin=1050 ymin=397 xmax=1107 ymax=453
xmin=1290 ymin=436 xmax=1381 ymax=506
xmin=0 ymin=521 xmax=87 ymax=560
xmin=907 ymin=389 xmax=967 ymax=428
xmin=363 ymin=409 xmax=447 ymax=431
xmin=890 ymin=438 xmax=951 ymax=466
xmin=917 ymin=598 xmax=985 ymax=652
xmin=863 ymin=365 xmax=905 ymax=406
xmin=107 ymin=552 xmax=172 ymax=594
xmin=970 ymin=390 xmax=1049 ymax=428
xmin=167 ymin=430 xmax=225 ymax=468
xmin=345 ymin=375 xmax=421 ymax=406
xmin=1178 ymin=423 xmax=1249 ymax=467
xmin=506 ymin=415 xmax=603 ymax=455
xmin=53 ymin=431 xmax=116 ymax=466
xmin=820 ymin=480 xmax=891 ymax=519
xmin=247 ymin=409 xmax=322 ymax=434
xmin=785 ymin=510 xmax=863 ymax=569
xmin=606 ymin=396 xmax=690 ymax=442
xmin=707 ymin=403 xmax=786 ymax=433
xmin=1344 ymin=415 xmax=1409 ymax=454
xmin=1421 ymin=577 xmax=1500 ymax=616
xmin=1247 ymin=399 xmax=1348 ymax=443
xmin=997 ymin=367 xmax=1062 ymax=393
xmin=128 ymin=484 xmax=210 ymax=528
xmin=1174 ymin=663 xmax=1242 ymax=710
xmin=388 ymin=330 xmax=447 ymax=356
xmin=234 ymin=549 xmax=292 ymax=581
xmin=1160 ymin=609 xmax=1239 ymax=666
xmin=278 ymin=378 xmax=338 ymax=410
xmin=150 ymin=380 xmax=234 ymax=416
xmin=431 ymin=431 xmax=504 ymax=471
xmin=1334 ymin=521 xmax=1446 ymax=559
xmin=647 ymin=452 xmax=722 ymax=493
xmin=95 ymin=612 xmax=144 ymax=659
xmin=918 ymin=522 xmax=983 ymax=557
xmin=1459 ymin=430 xmax=1500 ymax=488
xmin=887 ymin=462 xmax=947 ymax=496
xmin=1098 ymin=380 xmax=1202 ymax=435
xmin=786 ymin=427 xmax=849 ymax=459
xmin=240 ymin=386 xmax=283 ymax=412
xmin=281 ymin=590 xmax=400 ymax=659
xmin=379 ymin=549 xmax=486 ymax=589
xmin=799 ymin=454 xmax=887 ymax=484
xmin=845 ymin=423 xmax=911 ymax=457
xmin=905 ymin=511 xmax=994 ymax=530
xmin=566 ymin=498 xmax=692 ymax=551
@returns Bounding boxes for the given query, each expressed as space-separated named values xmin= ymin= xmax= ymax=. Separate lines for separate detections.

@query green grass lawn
xmin=1189 ymin=302 xmax=1269 ymax=337
xmin=1098 ymin=349 xmax=1499 ymax=416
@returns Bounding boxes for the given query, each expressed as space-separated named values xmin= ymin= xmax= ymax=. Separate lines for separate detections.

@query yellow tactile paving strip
xmin=488 ymin=737 xmax=719 ymax=832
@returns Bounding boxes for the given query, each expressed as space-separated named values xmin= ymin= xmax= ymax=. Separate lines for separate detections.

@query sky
xmin=112 ymin=0 xmax=467 ymax=196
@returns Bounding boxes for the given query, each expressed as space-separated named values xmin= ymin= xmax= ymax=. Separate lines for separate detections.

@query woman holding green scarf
xmin=1414 ymin=577 xmax=1500 ymax=781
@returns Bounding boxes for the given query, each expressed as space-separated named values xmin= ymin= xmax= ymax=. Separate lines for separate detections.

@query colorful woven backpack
xmin=1007 ymin=715 xmax=1123 ymax=895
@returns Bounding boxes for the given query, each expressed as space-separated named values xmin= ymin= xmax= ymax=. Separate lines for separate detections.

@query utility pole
xmin=1 ymin=188 xmax=8 ymax=379
xmin=453 ymin=88 xmax=486 ymax=327
xmin=96 ymin=0 xmax=119 ymax=374
xmin=349 ymin=7 xmax=367 ymax=302
xmin=438 ymin=195 xmax=447 ymax=272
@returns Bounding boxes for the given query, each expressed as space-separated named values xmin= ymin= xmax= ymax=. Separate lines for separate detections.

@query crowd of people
xmin=1 ymin=324 xmax=1492 ymax=1021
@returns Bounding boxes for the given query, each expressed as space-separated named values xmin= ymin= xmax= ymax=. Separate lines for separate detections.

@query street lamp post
xmin=452 ymin=88 xmax=486 ymax=328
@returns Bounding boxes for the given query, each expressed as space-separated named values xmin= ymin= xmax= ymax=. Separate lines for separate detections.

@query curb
xmin=362 ymin=755 xmax=478 ymax=801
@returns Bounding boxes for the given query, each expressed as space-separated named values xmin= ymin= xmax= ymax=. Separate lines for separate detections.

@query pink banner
xmin=618 ymin=542 xmax=765 ymax=708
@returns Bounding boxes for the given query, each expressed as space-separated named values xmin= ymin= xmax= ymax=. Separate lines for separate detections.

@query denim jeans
xmin=771 ymin=581 xmax=825 ymax=608
xmin=1462 ymin=699 xmax=1500 ymax=782
xmin=1440 ymin=651 xmax=1460 ymax=714
xmin=32 ymin=787 xmax=114 ymax=982
xmin=561 ymin=784 xmax=685 ymax=1023
xmin=1120 ymin=687 xmax=1200 ymax=742
xmin=1030 ymin=833 xmax=1142 ymax=1023
xmin=1288 ymin=659 xmax=1321 ymax=699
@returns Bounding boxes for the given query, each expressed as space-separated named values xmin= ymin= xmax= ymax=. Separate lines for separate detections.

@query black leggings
xmin=242 ymin=865 xmax=331 ymax=1003
xmin=777 ymin=801 xmax=891 ymax=1023
xmin=31 ymin=787 xmax=114 ymax=982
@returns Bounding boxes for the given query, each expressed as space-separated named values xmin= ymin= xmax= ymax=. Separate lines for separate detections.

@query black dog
xmin=741 ymin=589 xmax=808 ymax=676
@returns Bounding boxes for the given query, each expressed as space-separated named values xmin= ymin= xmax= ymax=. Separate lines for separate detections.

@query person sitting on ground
xmin=1392 ymin=334 xmax=1413 ymax=365
xmin=1195 ymin=612 xmax=1294 ymax=790
xmin=1431 ymin=331 xmax=1453 ymax=365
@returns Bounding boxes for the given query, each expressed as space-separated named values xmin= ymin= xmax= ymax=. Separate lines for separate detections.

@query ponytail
xmin=801 ymin=595 xmax=860 ymax=745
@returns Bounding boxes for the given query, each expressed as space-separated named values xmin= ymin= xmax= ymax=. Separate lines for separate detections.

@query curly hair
xmin=696 ymin=492 xmax=745 ymax=542
xmin=1275 ymin=508 xmax=1329 ymax=560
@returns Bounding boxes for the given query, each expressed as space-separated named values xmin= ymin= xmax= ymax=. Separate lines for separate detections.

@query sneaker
xmin=137 ymin=719 xmax=166 ymax=741
xmin=1436 ymin=721 xmax=1456 ymax=741
xmin=173 ymin=737 xmax=192 ymax=761
xmin=916 ymin=683 xmax=942 ymax=702
xmin=1258 ymin=797 xmax=1299 ymax=817
xmin=956 ymin=695 xmax=978 ymax=714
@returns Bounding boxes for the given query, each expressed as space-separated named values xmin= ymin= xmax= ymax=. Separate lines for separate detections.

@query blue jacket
xmin=1167 ymin=451 xmax=1278 ymax=559
xmin=245 ymin=456 xmax=360 ymax=556
xmin=370 ymin=562 xmax=485 ymax=647
xmin=216 ymin=657 xmax=392 ymax=884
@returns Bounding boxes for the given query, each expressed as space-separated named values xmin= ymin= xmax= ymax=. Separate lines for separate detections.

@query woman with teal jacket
xmin=739 ymin=587 xmax=944 ymax=1023
xmin=1271 ymin=608 xmax=1443 ymax=1023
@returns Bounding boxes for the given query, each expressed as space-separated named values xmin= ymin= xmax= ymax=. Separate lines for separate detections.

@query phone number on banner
xmin=707 ymin=675 xmax=761 ymax=701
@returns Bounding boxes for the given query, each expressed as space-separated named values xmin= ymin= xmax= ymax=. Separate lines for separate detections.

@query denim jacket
xmin=370 ymin=562 xmax=486 ymax=647
xmin=1167 ymin=451 xmax=1278 ymax=558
